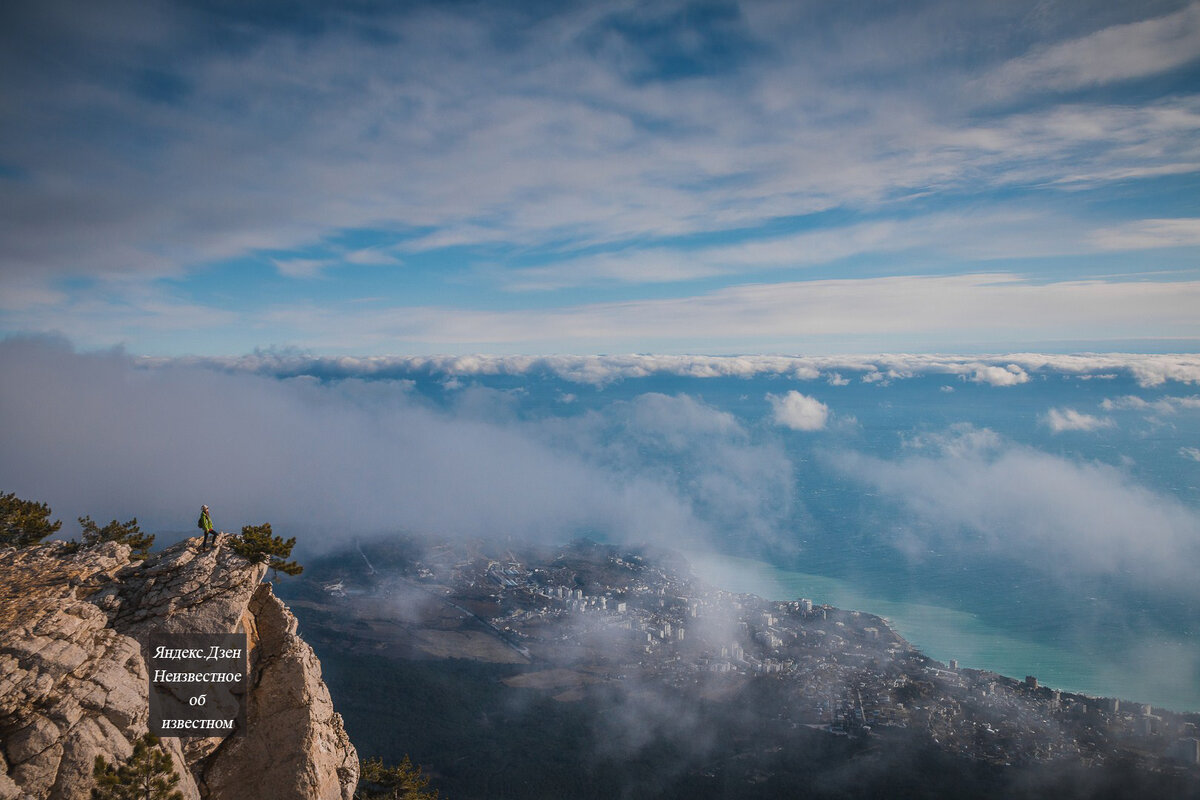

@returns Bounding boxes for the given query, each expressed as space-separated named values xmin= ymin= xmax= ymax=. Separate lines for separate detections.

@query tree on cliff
xmin=0 ymin=490 xmax=61 ymax=547
xmin=91 ymin=733 xmax=184 ymax=800
xmin=355 ymin=756 xmax=439 ymax=800
xmin=230 ymin=522 xmax=303 ymax=580
xmin=78 ymin=516 xmax=155 ymax=559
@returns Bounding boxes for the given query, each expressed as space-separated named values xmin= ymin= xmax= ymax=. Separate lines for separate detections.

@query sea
xmin=393 ymin=363 xmax=1200 ymax=712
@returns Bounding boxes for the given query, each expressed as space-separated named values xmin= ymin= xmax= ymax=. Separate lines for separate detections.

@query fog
xmin=830 ymin=424 xmax=1200 ymax=596
xmin=6 ymin=336 xmax=1199 ymax=601
xmin=0 ymin=337 xmax=791 ymax=556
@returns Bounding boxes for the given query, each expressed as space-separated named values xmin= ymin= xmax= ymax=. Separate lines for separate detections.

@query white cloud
xmin=766 ymin=391 xmax=829 ymax=431
xmin=832 ymin=425 xmax=1200 ymax=592
xmin=1126 ymin=360 xmax=1200 ymax=387
xmin=985 ymin=4 xmax=1200 ymax=95
xmin=502 ymin=215 xmax=1008 ymax=290
xmin=969 ymin=364 xmax=1029 ymax=387
xmin=160 ymin=273 xmax=1200 ymax=355
xmin=0 ymin=340 xmax=801 ymax=556
xmin=1101 ymin=394 xmax=1200 ymax=413
xmin=271 ymin=258 xmax=331 ymax=280
xmin=1 ymin=3 xmax=1198 ymax=359
xmin=1180 ymin=446 xmax=1200 ymax=462
xmin=0 ymin=339 xmax=698 ymax=550
xmin=0 ymin=276 xmax=68 ymax=312
xmin=163 ymin=351 xmax=1200 ymax=389
xmin=575 ymin=392 xmax=796 ymax=547
xmin=861 ymin=370 xmax=890 ymax=385
xmin=900 ymin=424 xmax=1004 ymax=459
xmin=502 ymin=207 xmax=1199 ymax=291
xmin=627 ymin=392 xmax=742 ymax=445
xmin=1 ymin=1 xmax=1198 ymax=306
xmin=1092 ymin=218 xmax=1200 ymax=251
xmin=1043 ymin=407 xmax=1115 ymax=433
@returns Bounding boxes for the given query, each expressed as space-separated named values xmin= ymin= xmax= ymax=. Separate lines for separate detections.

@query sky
xmin=1 ymin=0 xmax=1199 ymax=356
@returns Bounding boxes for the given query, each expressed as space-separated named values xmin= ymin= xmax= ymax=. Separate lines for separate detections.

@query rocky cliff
xmin=0 ymin=534 xmax=358 ymax=800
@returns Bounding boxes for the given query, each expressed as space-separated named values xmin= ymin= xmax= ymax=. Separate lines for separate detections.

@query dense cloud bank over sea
xmin=3 ymin=337 xmax=1199 ymax=569
xmin=831 ymin=425 xmax=1200 ymax=592
xmin=151 ymin=351 xmax=1200 ymax=388
xmin=0 ymin=338 xmax=796 ymax=553
xmin=5 ymin=336 xmax=1200 ymax=706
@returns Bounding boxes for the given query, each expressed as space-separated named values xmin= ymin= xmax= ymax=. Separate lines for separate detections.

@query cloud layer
xmin=0 ymin=338 xmax=794 ymax=555
xmin=10 ymin=337 xmax=1195 ymax=586
xmin=832 ymin=425 xmax=1200 ymax=593
xmin=162 ymin=351 xmax=1200 ymax=388
xmin=1 ymin=1 xmax=1199 ymax=353
xmin=3 ymin=1 xmax=1196 ymax=283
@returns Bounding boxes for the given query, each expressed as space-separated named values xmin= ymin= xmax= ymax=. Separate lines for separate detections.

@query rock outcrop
xmin=0 ymin=536 xmax=358 ymax=800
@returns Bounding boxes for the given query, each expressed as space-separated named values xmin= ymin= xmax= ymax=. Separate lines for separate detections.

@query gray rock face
xmin=202 ymin=586 xmax=357 ymax=800
xmin=0 ymin=537 xmax=358 ymax=800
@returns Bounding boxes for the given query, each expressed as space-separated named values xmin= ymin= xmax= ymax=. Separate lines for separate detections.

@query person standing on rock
xmin=198 ymin=504 xmax=216 ymax=548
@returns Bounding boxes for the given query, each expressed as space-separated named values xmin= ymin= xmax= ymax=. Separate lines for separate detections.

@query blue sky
xmin=2 ymin=0 xmax=1199 ymax=355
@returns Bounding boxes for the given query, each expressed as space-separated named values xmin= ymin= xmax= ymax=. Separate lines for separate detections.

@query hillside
xmin=281 ymin=537 xmax=1200 ymax=799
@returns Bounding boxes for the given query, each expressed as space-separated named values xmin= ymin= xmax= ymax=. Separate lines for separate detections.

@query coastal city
xmin=298 ymin=538 xmax=1200 ymax=779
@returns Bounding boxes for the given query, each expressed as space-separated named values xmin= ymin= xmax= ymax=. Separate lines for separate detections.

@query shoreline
xmin=690 ymin=552 xmax=1200 ymax=714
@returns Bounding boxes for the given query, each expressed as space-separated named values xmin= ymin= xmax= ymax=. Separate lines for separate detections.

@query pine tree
xmin=78 ymin=516 xmax=155 ymax=559
xmin=229 ymin=522 xmax=303 ymax=580
xmin=0 ymin=490 xmax=61 ymax=547
xmin=91 ymin=733 xmax=184 ymax=800
xmin=355 ymin=756 xmax=439 ymax=800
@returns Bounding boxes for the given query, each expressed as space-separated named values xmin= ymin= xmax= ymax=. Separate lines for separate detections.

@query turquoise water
xmin=302 ymin=365 xmax=1200 ymax=712
xmin=690 ymin=554 xmax=1200 ymax=712
xmin=397 ymin=368 xmax=1200 ymax=713
xmin=456 ymin=368 xmax=1200 ymax=713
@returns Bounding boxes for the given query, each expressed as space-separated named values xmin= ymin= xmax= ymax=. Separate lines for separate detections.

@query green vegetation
xmin=79 ymin=516 xmax=155 ymax=559
xmin=2 ymin=491 xmax=157 ymax=557
xmin=356 ymin=756 xmax=439 ymax=800
xmin=230 ymin=522 xmax=303 ymax=580
xmin=91 ymin=733 xmax=183 ymax=800
xmin=0 ymin=490 xmax=61 ymax=547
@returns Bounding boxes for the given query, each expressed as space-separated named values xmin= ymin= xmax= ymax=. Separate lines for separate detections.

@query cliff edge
xmin=0 ymin=535 xmax=358 ymax=800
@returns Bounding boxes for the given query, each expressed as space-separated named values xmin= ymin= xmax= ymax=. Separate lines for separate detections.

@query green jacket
xmin=198 ymin=510 xmax=213 ymax=533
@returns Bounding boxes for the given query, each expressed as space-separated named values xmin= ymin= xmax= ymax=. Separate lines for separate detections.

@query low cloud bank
xmin=153 ymin=352 xmax=1200 ymax=388
xmin=538 ymin=391 xmax=796 ymax=551
xmin=0 ymin=338 xmax=792 ymax=555
xmin=830 ymin=425 xmax=1200 ymax=594
xmin=1102 ymin=394 xmax=1200 ymax=414
xmin=6 ymin=337 xmax=1198 ymax=599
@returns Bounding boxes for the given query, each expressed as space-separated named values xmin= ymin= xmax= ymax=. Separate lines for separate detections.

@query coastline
xmin=690 ymin=552 xmax=1200 ymax=713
